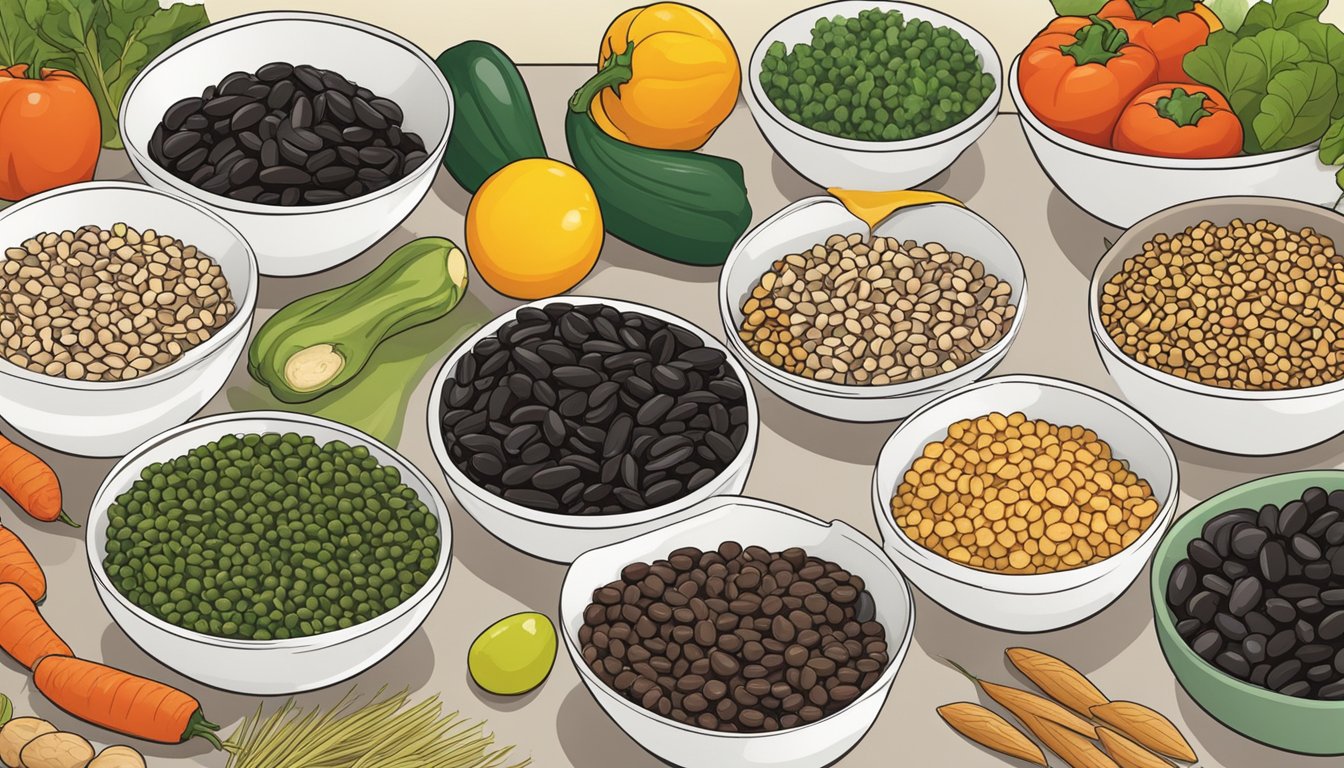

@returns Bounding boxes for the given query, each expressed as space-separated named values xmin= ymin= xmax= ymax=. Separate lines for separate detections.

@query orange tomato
xmin=1098 ymin=0 xmax=1213 ymax=82
xmin=1019 ymin=16 xmax=1159 ymax=147
xmin=1112 ymin=83 xmax=1242 ymax=158
xmin=0 ymin=66 xmax=100 ymax=201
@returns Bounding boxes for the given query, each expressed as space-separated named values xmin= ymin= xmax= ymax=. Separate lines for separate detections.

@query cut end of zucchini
xmin=447 ymin=246 xmax=469 ymax=290
xmin=284 ymin=344 xmax=346 ymax=393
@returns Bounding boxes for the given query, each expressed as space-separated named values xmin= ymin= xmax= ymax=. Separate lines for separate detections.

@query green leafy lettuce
xmin=0 ymin=0 xmax=208 ymax=149
xmin=1184 ymin=0 xmax=1344 ymax=159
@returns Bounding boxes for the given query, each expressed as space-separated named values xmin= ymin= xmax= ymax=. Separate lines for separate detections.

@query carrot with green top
xmin=0 ymin=584 xmax=70 ymax=669
xmin=0 ymin=433 xmax=77 ymax=527
xmin=0 ymin=527 xmax=45 ymax=602
xmin=32 ymin=656 xmax=221 ymax=747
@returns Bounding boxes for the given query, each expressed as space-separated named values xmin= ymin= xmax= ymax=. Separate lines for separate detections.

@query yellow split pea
xmin=891 ymin=411 xmax=1160 ymax=574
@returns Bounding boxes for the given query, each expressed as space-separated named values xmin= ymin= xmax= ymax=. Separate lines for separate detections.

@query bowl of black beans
xmin=1151 ymin=470 xmax=1344 ymax=755
xmin=427 ymin=297 xmax=759 ymax=564
xmin=559 ymin=496 xmax=913 ymax=768
xmin=119 ymin=12 xmax=452 ymax=276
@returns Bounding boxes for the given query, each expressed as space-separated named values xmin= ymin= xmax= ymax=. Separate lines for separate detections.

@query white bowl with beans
xmin=0 ymin=181 xmax=257 ymax=457
xmin=119 ymin=11 xmax=451 ymax=276
xmin=560 ymin=495 xmax=914 ymax=768
xmin=1089 ymin=197 xmax=1344 ymax=455
xmin=718 ymin=195 xmax=1026 ymax=422
xmin=870 ymin=375 xmax=1179 ymax=632
xmin=426 ymin=297 xmax=760 ymax=564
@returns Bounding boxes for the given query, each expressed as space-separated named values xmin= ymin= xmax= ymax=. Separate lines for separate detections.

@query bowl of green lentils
xmin=747 ymin=2 xmax=1001 ymax=190
xmin=86 ymin=411 xmax=452 ymax=695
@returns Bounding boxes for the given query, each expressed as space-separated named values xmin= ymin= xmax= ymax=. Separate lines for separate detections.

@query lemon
xmin=468 ymin=611 xmax=557 ymax=696
xmin=466 ymin=158 xmax=603 ymax=299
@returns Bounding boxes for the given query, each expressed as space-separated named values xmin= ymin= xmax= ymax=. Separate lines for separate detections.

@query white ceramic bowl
xmin=87 ymin=411 xmax=452 ymax=695
xmin=718 ymin=195 xmax=1026 ymax=422
xmin=561 ymin=495 xmax=913 ymax=768
xmin=1090 ymin=196 xmax=1344 ymax=455
xmin=746 ymin=1 xmax=1001 ymax=190
xmin=120 ymin=11 xmax=452 ymax=276
xmin=1008 ymin=57 xmax=1339 ymax=228
xmin=871 ymin=375 xmax=1178 ymax=632
xmin=0 ymin=182 xmax=257 ymax=458
xmin=427 ymin=297 xmax=759 ymax=564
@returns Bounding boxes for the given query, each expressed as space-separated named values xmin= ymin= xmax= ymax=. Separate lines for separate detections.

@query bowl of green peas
xmin=747 ymin=1 xmax=1002 ymax=190
xmin=86 ymin=411 xmax=452 ymax=695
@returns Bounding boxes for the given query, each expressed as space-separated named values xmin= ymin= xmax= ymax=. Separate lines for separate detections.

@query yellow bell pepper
xmin=568 ymin=3 xmax=741 ymax=151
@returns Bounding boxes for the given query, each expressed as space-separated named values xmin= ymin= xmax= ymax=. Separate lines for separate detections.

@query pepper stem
xmin=568 ymin=45 xmax=634 ymax=114
xmin=1155 ymin=87 xmax=1213 ymax=127
xmin=1059 ymin=16 xmax=1130 ymax=67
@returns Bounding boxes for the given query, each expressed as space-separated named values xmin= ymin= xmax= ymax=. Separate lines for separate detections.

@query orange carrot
xmin=32 ymin=656 xmax=220 ymax=747
xmin=0 ymin=433 xmax=76 ymax=526
xmin=0 ymin=583 xmax=70 ymax=668
xmin=0 ymin=526 xmax=45 ymax=602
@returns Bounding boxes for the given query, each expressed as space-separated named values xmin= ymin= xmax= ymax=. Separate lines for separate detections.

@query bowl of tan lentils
xmin=718 ymin=196 xmax=1026 ymax=422
xmin=0 ymin=182 xmax=257 ymax=457
xmin=1089 ymin=197 xmax=1344 ymax=456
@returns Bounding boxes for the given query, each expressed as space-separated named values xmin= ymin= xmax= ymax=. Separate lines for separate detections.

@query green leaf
xmin=1185 ymin=29 xmax=1307 ymax=121
xmin=1241 ymin=0 xmax=1327 ymax=33
xmin=1320 ymin=117 xmax=1344 ymax=164
xmin=99 ymin=1 xmax=208 ymax=146
xmin=1253 ymin=61 xmax=1339 ymax=151
xmin=1130 ymin=0 xmax=1197 ymax=22
xmin=1050 ymin=0 xmax=1108 ymax=14
xmin=1292 ymin=19 xmax=1344 ymax=118
xmin=1206 ymin=0 xmax=1251 ymax=32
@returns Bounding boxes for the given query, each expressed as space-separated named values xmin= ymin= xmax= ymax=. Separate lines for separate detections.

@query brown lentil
xmin=1099 ymin=218 xmax=1344 ymax=391
xmin=738 ymin=233 xmax=1016 ymax=385
xmin=891 ymin=411 xmax=1160 ymax=575
xmin=579 ymin=541 xmax=889 ymax=733
xmin=1 ymin=223 xmax=236 ymax=382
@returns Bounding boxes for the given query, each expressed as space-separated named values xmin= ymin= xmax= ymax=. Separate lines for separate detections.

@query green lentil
xmin=760 ymin=7 xmax=996 ymax=141
xmin=102 ymin=432 xmax=440 ymax=641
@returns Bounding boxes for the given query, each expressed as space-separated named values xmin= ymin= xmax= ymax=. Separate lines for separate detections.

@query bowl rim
xmin=1149 ymin=468 xmax=1344 ymax=713
xmin=559 ymin=494 xmax=916 ymax=739
xmin=85 ymin=410 xmax=453 ymax=650
xmin=746 ymin=0 xmax=1003 ymax=153
xmin=425 ymin=296 xmax=760 ymax=531
xmin=871 ymin=373 xmax=1180 ymax=593
xmin=717 ymin=195 xmax=1029 ymax=400
xmin=0 ymin=180 xmax=259 ymax=392
xmin=1087 ymin=195 xmax=1344 ymax=402
xmin=1006 ymin=56 xmax=1320 ymax=169
xmin=119 ymin=10 xmax=453 ymax=216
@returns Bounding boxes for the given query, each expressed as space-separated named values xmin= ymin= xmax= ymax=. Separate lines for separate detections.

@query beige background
xmin=200 ymin=0 xmax=1344 ymax=73
xmin=5 ymin=62 xmax=1344 ymax=767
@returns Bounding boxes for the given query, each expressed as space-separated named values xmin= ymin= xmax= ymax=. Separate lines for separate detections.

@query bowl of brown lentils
xmin=718 ymin=196 xmax=1026 ymax=422
xmin=1089 ymin=197 xmax=1344 ymax=456
xmin=0 ymin=181 xmax=257 ymax=457
xmin=560 ymin=495 xmax=913 ymax=768
xmin=871 ymin=375 xmax=1179 ymax=632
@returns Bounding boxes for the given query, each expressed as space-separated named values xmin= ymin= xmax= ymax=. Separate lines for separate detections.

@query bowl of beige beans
xmin=1089 ymin=196 xmax=1344 ymax=456
xmin=718 ymin=195 xmax=1026 ymax=422
xmin=0 ymin=181 xmax=257 ymax=457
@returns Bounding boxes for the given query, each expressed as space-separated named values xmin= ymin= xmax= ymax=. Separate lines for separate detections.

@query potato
xmin=0 ymin=718 xmax=56 ymax=767
xmin=18 ymin=732 xmax=93 ymax=768
xmin=86 ymin=746 xmax=145 ymax=768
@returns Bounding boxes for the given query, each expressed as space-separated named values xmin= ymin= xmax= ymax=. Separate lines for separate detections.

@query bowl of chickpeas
xmin=1089 ymin=196 xmax=1344 ymax=456
xmin=870 ymin=375 xmax=1179 ymax=632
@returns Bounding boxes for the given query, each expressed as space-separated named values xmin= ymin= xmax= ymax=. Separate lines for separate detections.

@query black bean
xmin=369 ymin=96 xmax=404 ymax=122
xmin=1202 ymin=573 xmax=1232 ymax=597
xmin=353 ymin=96 xmax=388 ymax=128
xmin=1231 ymin=526 xmax=1268 ymax=560
xmin=225 ymin=185 xmax=263 ymax=202
xmin=1267 ymin=659 xmax=1302 ymax=690
xmin=1228 ymin=577 xmax=1263 ymax=617
xmin=503 ymin=488 xmax=558 ymax=511
xmin=175 ymin=146 xmax=208 ymax=174
xmin=1192 ymin=629 xmax=1222 ymax=660
xmin=162 ymin=97 xmax=202 ymax=130
xmin=1279 ymin=680 xmax=1312 ymax=698
xmin=1278 ymin=500 xmax=1310 ymax=538
xmin=1267 ymin=629 xmax=1297 ymax=658
xmin=280 ymin=187 xmax=301 ymax=206
xmin=161 ymin=131 xmax=200 ymax=159
xmin=227 ymin=157 xmax=259 ymax=186
xmin=1291 ymin=534 xmax=1323 ymax=562
xmin=259 ymin=165 xmax=311 ymax=186
xmin=278 ymin=138 xmax=309 ymax=166
xmin=1187 ymin=591 xmax=1219 ymax=623
xmin=1242 ymin=633 xmax=1267 ymax=663
xmin=1214 ymin=612 xmax=1248 ymax=641
xmin=533 ymin=466 xmax=581 ymax=491
xmin=1215 ymin=650 xmax=1251 ymax=679
xmin=1258 ymin=503 xmax=1280 ymax=532
xmin=1320 ymin=610 xmax=1344 ymax=641
xmin=1297 ymin=643 xmax=1334 ymax=664
xmin=1187 ymin=539 xmax=1222 ymax=570
xmin=256 ymin=61 xmax=293 ymax=82
xmin=1260 ymin=540 xmax=1288 ymax=583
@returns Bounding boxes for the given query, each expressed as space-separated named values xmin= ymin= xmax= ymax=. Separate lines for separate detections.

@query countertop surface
xmin=5 ymin=64 xmax=1343 ymax=768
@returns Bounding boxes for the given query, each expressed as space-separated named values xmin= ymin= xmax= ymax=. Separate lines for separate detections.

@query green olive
xmin=468 ymin=612 xmax=557 ymax=696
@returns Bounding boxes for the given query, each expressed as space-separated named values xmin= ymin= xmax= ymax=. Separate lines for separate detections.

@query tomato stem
xmin=1059 ymin=16 xmax=1130 ymax=66
xmin=1155 ymin=87 xmax=1212 ymax=127
xmin=568 ymin=45 xmax=634 ymax=114
xmin=1127 ymin=0 xmax=1197 ymax=22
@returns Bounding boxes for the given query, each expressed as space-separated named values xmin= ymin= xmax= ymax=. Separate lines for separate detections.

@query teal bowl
xmin=1150 ymin=470 xmax=1344 ymax=755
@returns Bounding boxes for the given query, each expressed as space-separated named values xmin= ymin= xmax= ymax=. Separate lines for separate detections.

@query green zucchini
xmin=564 ymin=108 xmax=752 ymax=266
xmin=248 ymin=237 xmax=469 ymax=403
xmin=437 ymin=40 xmax=547 ymax=192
